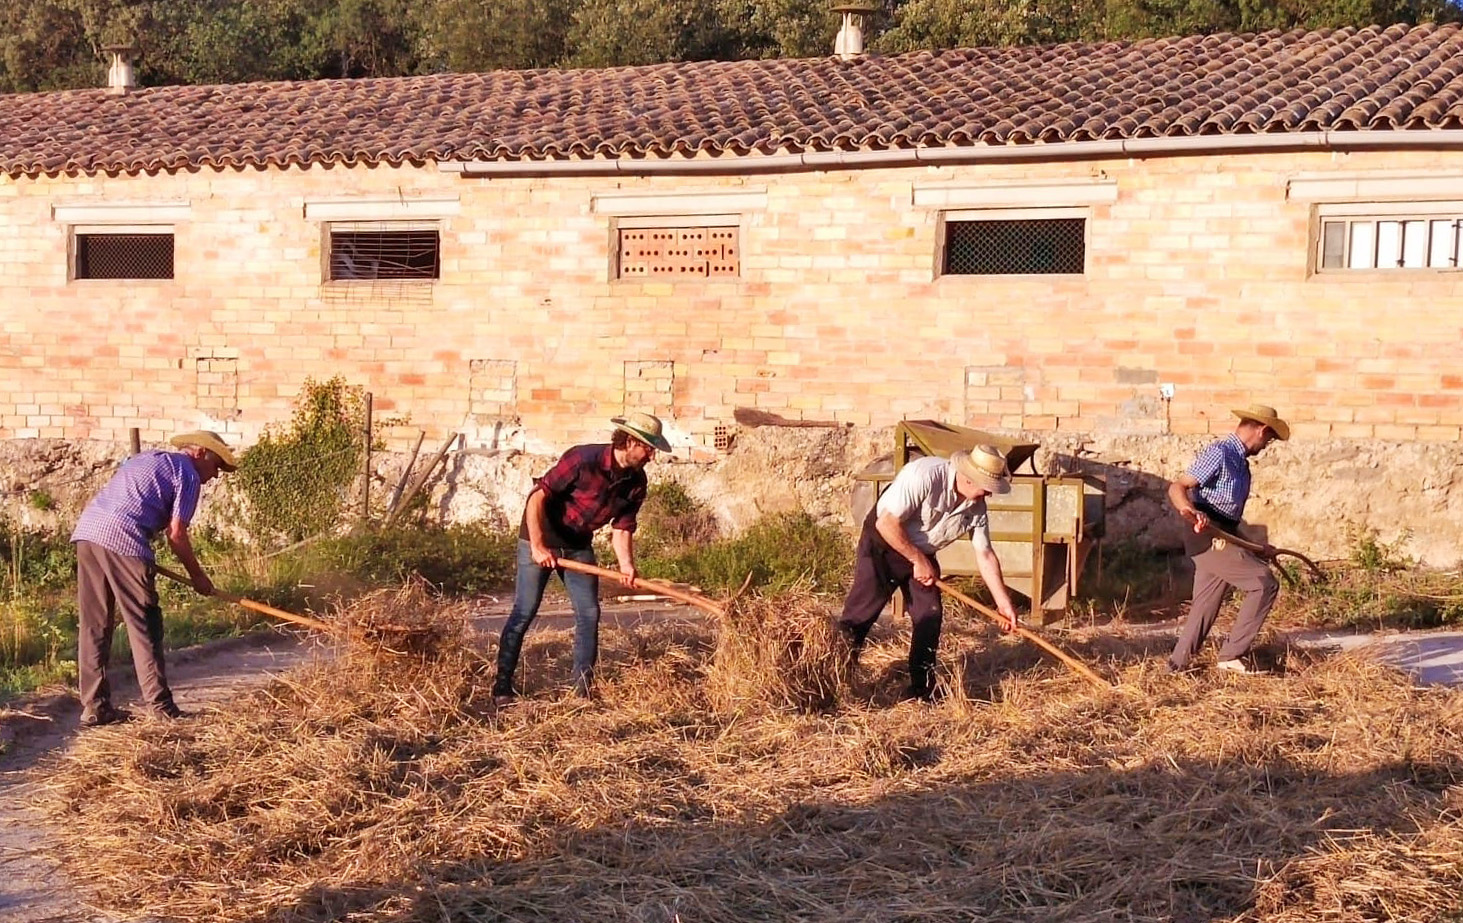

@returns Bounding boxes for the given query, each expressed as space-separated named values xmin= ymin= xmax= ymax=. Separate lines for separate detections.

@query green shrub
xmin=634 ymin=481 xmax=720 ymax=559
xmin=640 ymin=511 xmax=852 ymax=596
xmin=310 ymin=524 xmax=518 ymax=595
xmin=233 ymin=377 xmax=366 ymax=546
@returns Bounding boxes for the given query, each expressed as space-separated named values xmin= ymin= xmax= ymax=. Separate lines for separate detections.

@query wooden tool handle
xmin=552 ymin=558 xmax=726 ymax=617
xmin=935 ymin=579 xmax=1112 ymax=690
xmin=155 ymin=565 xmax=337 ymax=634
xmin=1200 ymin=524 xmax=1325 ymax=583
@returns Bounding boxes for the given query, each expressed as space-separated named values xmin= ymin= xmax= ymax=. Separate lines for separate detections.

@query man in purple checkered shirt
xmin=69 ymin=431 xmax=238 ymax=726
xmin=492 ymin=413 xmax=672 ymax=704
xmin=1165 ymin=404 xmax=1289 ymax=675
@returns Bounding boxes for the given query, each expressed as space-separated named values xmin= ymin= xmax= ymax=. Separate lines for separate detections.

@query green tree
xmin=416 ymin=0 xmax=574 ymax=72
xmin=717 ymin=0 xmax=837 ymax=59
xmin=564 ymin=0 xmax=734 ymax=67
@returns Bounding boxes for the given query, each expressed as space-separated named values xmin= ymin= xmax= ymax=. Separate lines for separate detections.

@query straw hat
xmin=170 ymin=430 xmax=239 ymax=471
xmin=610 ymin=412 xmax=672 ymax=452
xmin=1231 ymin=404 xmax=1290 ymax=441
xmin=951 ymin=444 xmax=1011 ymax=495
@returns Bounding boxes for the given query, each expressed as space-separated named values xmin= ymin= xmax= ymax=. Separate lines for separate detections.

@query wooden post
xmin=386 ymin=429 xmax=426 ymax=518
xmin=382 ymin=432 xmax=457 ymax=528
xmin=361 ymin=392 xmax=373 ymax=521
xmin=128 ymin=427 xmax=141 ymax=455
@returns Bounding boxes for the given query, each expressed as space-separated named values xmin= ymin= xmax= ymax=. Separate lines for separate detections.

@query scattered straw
xmin=35 ymin=591 xmax=1463 ymax=923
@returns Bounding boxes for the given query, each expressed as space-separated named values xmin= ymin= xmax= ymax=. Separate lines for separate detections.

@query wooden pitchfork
xmin=155 ymin=566 xmax=426 ymax=646
xmin=553 ymin=558 xmax=727 ymax=617
xmin=1199 ymin=524 xmax=1326 ymax=587
xmin=934 ymin=579 xmax=1113 ymax=690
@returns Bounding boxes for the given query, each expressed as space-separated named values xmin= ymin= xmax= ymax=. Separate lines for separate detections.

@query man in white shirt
xmin=838 ymin=444 xmax=1020 ymax=701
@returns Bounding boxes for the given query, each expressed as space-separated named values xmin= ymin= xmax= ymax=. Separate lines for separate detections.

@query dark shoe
xmin=148 ymin=701 xmax=190 ymax=720
xmin=79 ymin=704 xmax=132 ymax=728
xmin=491 ymin=688 xmax=518 ymax=708
xmin=900 ymin=684 xmax=935 ymax=704
xmin=1162 ymin=660 xmax=1196 ymax=675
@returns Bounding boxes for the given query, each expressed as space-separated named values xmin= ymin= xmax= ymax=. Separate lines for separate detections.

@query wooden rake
xmin=934 ymin=579 xmax=1113 ymax=690
xmin=156 ymin=566 xmax=433 ymax=650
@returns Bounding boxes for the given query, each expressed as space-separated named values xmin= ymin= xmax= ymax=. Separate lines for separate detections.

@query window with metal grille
xmin=617 ymin=218 xmax=739 ymax=280
xmin=1317 ymin=210 xmax=1463 ymax=271
xmin=942 ymin=216 xmax=1085 ymax=276
xmin=74 ymin=229 xmax=174 ymax=280
xmin=328 ymin=226 xmax=440 ymax=281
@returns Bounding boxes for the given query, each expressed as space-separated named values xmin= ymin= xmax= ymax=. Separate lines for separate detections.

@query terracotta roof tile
xmin=7 ymin=23 xmax=1463 ymax=176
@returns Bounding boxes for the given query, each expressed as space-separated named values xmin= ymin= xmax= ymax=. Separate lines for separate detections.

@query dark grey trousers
xmin=75 ymin=541 xmax=175 ymax=714
xmin=1169 ymin=541 xmax=1280 ymax=669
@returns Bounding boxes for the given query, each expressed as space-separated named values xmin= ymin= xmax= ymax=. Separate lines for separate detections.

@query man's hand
xmin=1259 ymin=543 xmax=1278 ymax=560
xmin=530 ymin=543 xmax=558 ymax=569
xmin=997 ymin=602 xmax=1019 ymax=632
xmin=618 ymin=562 xmax=639 ymax=589
xmin=1181 ymin=506 xmax=1210 ymax=534
xmin=911 ymin=554 xmax=937 ymax=587
xmin=191 ymin=573 xmax=215 ymax=597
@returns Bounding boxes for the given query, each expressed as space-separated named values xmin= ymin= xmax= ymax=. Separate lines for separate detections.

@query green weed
xmin=640 ymin=511 xmax=852 ymax=595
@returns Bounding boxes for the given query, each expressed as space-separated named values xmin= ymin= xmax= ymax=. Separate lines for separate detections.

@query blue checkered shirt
xmin=1187 ymin=433 xmax=1251 ymax=524
xmin=70 ymin=451 xmax=201 ymax=562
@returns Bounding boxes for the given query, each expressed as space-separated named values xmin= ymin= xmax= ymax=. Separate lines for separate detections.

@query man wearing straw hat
xmin=492 ymin=412 xmax=672 ymax=704
xmin=69 ymin=431 xmax=238 ymax=726
xmin=837 ymin=444 xmax=1020 ymax=702
xmin=1165 ymin=404 xmax=1289 ymax=675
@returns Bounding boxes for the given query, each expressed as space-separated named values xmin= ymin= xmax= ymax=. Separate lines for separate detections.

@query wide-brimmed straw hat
xmin=170 ymin=430 xmax=239 ymax=471
xmin=610 ymin=412 xmax=672 ymax=452
xmin=1231 ymin=404 xmax=1290 ymax=441
xmin=951 ymin=445 xmax=1011 ymax=495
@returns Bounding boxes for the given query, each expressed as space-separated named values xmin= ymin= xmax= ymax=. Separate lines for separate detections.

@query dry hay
xmin=322 ymin=578 xmax=469 ymax=657
xmin=706 ymin=585 xmax=849 ymax=713
xmin=36 ymin=592 xmax=1463 ymax=923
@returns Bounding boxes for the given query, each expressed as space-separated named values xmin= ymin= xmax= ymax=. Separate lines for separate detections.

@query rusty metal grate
xmin=329 ymin=229 xmax=439 ymax=281
xmin=75 ymin=233 xmax=174 ymax=279
xmin=619 ymin=226 xmax=739 ymax=279
xmin=944 ymin=218 xmax=1085 ymax=275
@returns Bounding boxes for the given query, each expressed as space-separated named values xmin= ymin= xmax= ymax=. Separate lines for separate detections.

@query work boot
xmin=148 ymin=701 xmax=191 ymax=720
xmin=1216 ymin=658 xmax=1265 ymax=675
xmin=79 ymin=703 xmax=132 ymax=728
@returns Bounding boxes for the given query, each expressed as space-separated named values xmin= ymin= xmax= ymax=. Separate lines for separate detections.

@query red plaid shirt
xmin=517 ymin=444 xmax=647 ymax=550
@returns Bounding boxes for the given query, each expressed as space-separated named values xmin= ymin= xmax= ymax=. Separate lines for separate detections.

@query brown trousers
xmin=76 ymin=541 xmax=175 ymax=714
xmin=1169 ymin=540 xmax=1280 ymax=669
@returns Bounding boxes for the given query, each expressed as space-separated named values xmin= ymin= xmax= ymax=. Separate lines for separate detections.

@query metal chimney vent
xmin=103 ymin=44 xmax=136 ymax=95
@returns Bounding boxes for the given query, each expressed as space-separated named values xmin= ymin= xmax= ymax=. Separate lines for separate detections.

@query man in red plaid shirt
xmin=492 ymin=412 xmax=672 ymax=703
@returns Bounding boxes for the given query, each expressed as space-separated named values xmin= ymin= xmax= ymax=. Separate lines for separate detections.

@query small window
xmin=328 ymin=226 xmax=440 ymax=281
xmin=942 ymin=216 xmax=1085 ymax=276
xmin=74 ymin=229 xmax=174 ymax=280
xmin=1318 ymin=213 xmax=1463 ymax=271
xmin=617 ymin=219 xmax=739 ymax=280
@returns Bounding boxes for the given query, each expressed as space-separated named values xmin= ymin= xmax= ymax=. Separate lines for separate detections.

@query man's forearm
xmin=874 ymin=513 xmax=924 ymax=566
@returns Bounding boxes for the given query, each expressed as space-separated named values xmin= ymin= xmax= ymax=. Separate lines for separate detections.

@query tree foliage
xmin=2 ymin=0 xmax=1460 ymax=93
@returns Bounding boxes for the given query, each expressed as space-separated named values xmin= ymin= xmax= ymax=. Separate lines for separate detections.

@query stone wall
xmin=5 ymin=429 xmax=1459 ymax=568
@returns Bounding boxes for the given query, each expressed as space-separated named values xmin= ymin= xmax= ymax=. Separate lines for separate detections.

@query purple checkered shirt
xmin=70 ymin=450 xmax=201 ymax=562
xmin=1187 ymin=433 xmax=1252 ymax=524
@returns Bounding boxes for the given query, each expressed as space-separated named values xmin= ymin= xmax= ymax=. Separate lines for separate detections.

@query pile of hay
xmin=38 ymin=591 xmax=1463 ymax=923
xmin=706 ymin=585 xmax=850 ymax=712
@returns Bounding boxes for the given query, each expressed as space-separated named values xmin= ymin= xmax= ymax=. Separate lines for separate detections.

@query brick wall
xmin=2 ymin=150 xmax=1461 ymax=454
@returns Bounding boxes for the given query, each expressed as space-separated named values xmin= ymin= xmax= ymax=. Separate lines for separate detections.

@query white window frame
xmin=53 ymin=202 xmax=189 ymax=283
xmin=1312 ymin=201 xmax=1463 ymax=274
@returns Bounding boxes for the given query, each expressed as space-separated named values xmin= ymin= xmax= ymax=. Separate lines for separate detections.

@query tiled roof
xmin=5 ymin=23 xmax=1463 ymax=176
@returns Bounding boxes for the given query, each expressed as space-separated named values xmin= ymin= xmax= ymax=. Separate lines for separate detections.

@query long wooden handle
xmin=155 ymin=566 xmax=338 ymax=634
xmin=553 ymin=558 xmax=726 ymax=617
xmin=934 ymin=579 xmax=1112 ymax=689
xmin=1200 ymin=524 xmax=1325 ymax=583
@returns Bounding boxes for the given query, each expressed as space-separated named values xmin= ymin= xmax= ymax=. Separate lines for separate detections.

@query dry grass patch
xmin=38 ymin=589 xmax=1463 ymax=923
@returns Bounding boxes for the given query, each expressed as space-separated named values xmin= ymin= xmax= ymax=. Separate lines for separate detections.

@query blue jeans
xmin=493 ymin=540 xmax=602 ymax=695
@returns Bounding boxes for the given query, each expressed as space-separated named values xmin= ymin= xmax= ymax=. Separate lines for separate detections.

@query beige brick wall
xmin=3 ymin=150 xmax=1462 ymax=454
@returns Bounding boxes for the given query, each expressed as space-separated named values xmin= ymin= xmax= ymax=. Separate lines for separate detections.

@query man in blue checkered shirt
xmin=1165 ymin=404 xmax=1289 ymax=675
xmin=69 ymin=431 xmax=237 ymax=725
